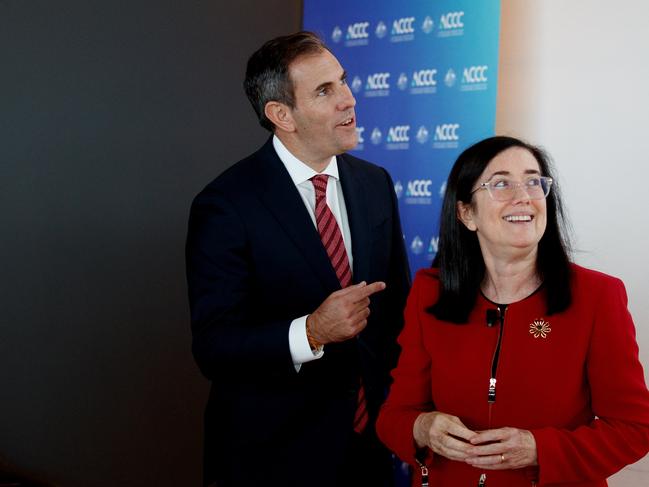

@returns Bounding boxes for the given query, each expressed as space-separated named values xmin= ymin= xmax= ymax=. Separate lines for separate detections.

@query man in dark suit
xmin=186 ymin=31 xmax=410 ymax=487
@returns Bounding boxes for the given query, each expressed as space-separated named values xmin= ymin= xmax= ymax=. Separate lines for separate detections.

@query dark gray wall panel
xmin=0 ymin=1 xmax=302 ymax=485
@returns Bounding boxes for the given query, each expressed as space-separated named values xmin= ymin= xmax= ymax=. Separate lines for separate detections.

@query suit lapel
xmin=254 ymin=140 xmax=341 ymax=292
xmin=338 ymin=155 xmax=371 ymax=284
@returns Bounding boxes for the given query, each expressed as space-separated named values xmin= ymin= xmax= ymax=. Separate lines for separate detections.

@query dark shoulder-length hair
xmin=429 ymin=135 xmax=572 ymax=323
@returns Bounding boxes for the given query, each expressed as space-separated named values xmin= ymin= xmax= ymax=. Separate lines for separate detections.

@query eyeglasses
xmin=471 ymin=176 xmax=553 ymax=201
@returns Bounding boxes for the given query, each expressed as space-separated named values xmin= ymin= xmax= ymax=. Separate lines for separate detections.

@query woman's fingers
xmin=435 ymin=433 xmax=475 ymax=460
xmin=426 ymin=412 xmax=477 ymax=460
xmin=414 ymin=415 xmax=538 ymax=468
xmin=465 ymin=427 xmax=538 ymax=469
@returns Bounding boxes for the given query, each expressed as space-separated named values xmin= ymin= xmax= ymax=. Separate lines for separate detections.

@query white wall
xmin=497 ymin=1 xmax=649 ymax=484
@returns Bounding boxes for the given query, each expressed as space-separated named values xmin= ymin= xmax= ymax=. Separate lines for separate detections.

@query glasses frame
xmin=471 ymin=176 xmax=553 ymax=201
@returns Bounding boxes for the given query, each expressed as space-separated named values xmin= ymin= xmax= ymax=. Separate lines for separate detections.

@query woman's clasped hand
xmin=414 ymin=411 xmax=538 ymax=469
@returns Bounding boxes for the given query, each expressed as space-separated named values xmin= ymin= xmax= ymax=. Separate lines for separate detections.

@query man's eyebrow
xmin=313 ymin=71 xmax=347 ymax=94
xmin=313 ymin=80 xmax=333 ymax=93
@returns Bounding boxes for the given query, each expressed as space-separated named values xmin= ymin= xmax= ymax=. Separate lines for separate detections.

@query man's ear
xmin=457 ymin=201 xmax=477 ymax=231
xmin=264 ymin=101 xmax=295 ymax=132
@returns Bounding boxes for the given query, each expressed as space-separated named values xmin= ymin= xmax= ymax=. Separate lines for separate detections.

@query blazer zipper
xmin=487 ymin=305 xmax=507 ymax=408
xmin=480 ymin=305 xmax=507 ymax=487
xmin=479 ymin=474 xmax=536 ymax=486
xmin=415 ymin=458 xmax=429 ymax=487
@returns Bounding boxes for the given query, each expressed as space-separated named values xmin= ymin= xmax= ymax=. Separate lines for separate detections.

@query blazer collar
xmin=337 ymin=154 xmax=371 ymax=284
xmin=255 ymin=138 xmax=341 ymax=292
xmin=254 ymin=139 xmax=372 ymax=289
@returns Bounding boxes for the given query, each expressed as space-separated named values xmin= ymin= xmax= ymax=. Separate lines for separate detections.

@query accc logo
xmin=416 ymin=125 xmax=429 ymax=144
xmin=444 ymin=68 xmax=457 ymax=87
xmin=331 ymin=26 xmax=343 ymax=43
xmin=434 ymin=124 xmax=460 ymax=141
xmin=351 ymin=75 xmax=363 ymax=93
xmin=412 ymin=69 xmax=437 ymax=87
xmin=410 ymin=235 xmax=424 ymax=255
xmin=440 ymin=11 xmax=464 ymax=29
xmin=366 ymin=72 xmax=390 ymax=90
xmin=394 ymin=180 xmax=403 ymax=198
xmin=370 ymin=127 xmax=383 ymax=145
xmin=387 ymin=125 xmax=411 ymax=143
xmin=463 ymin=66 xmax=488 ymax=83
xmin=356 ymin=126 xmax=365 ymax=144
xmin=392 ymin=17 xmax=415 ymax=35
xmin=375 ymin=21 xmax=388 ymax=39
xmin=422 ymin=16 xmax=434 ymax=34
xmin=347 ymin=22 xmax=370 ymax=40
xmin=406 ymin=180 xmax=433 ymax=197
xmin=397 ymin=72 xmax=409 ymax=91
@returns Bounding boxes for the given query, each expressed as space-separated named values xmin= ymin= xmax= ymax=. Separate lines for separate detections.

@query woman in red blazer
xmin=377 ymin=136 xmax=649 ymax=486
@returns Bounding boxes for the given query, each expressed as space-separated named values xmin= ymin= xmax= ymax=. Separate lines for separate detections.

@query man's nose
xmin=337 ymin=84 xmax=356 ymax=110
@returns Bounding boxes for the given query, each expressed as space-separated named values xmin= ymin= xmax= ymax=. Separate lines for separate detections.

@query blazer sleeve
xmin=532 ymin=277 xmax=649 ymax=484
xmin=376 ymin=272 xmax=435 ymax=465
xmin=185 ymin=186 xmax=295 ymax=381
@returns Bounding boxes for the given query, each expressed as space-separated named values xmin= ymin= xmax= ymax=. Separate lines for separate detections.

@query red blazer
xmin=377 ymin=264 xmax=649 ymax=486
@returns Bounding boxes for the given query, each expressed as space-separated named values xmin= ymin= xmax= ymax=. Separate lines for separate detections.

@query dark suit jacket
xmin=186 ymin=138 xmax=410 ymax=486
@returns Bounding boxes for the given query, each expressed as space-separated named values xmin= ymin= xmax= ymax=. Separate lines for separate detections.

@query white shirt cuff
xmin=289 ymin=315 xmax=324 ymax=372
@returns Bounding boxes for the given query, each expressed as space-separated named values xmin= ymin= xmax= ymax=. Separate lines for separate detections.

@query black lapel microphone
xmin=486 ymin=308 xmax=500 ymax=327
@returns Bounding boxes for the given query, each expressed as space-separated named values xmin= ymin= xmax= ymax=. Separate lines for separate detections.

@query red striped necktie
xmin=311 ymin=174 xmax=368 ymax=433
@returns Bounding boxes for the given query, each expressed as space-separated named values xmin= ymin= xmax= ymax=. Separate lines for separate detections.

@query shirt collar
xmin=273 ymin=135 xmax=339 ymax=185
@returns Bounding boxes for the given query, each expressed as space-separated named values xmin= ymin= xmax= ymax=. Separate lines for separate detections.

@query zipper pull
xmin=488 ymin=377 xmax=497 ymax=403
xmin=419 ymin=464 xmax=429 ymax=487
xmin=478 ymin=473 xmax=487 ymax=486
xmin=415 ymin=457 xmax=429 ymax=487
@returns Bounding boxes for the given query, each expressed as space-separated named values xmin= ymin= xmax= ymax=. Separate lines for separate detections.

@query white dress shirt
xmin=272 ymin=136 xmax=354 ymax=370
